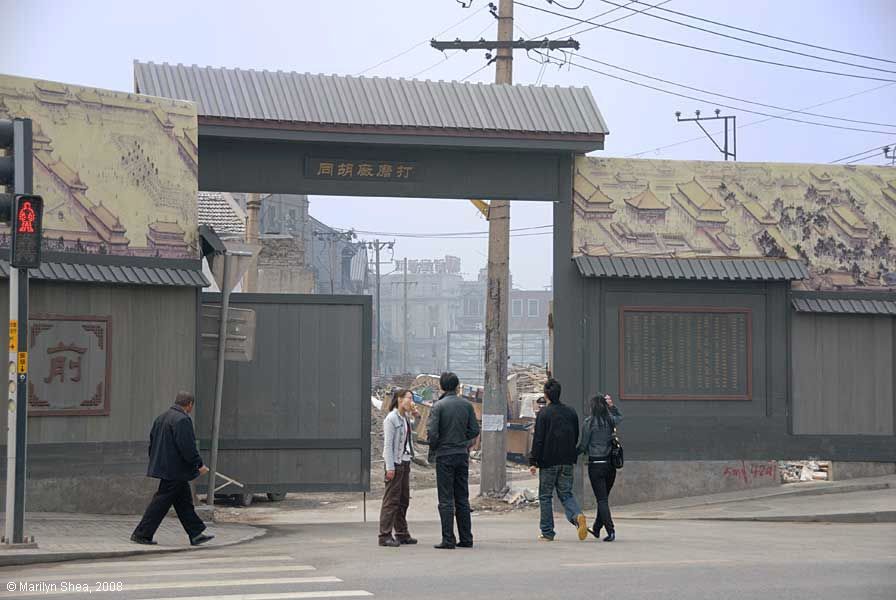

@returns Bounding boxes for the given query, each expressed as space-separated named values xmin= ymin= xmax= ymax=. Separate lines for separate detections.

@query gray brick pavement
xmin=0 ymin=512 xmax=264 ymax=567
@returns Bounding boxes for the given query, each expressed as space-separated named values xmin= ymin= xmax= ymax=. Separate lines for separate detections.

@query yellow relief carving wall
xmin=573 ymin=156 xmax=896 ymax=290
xmin=0 ymin=74 xmax=198 ymax=258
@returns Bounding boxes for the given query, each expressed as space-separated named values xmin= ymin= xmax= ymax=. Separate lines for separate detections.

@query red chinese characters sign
xmin=27 ymin=316 xmax=111 ymax=416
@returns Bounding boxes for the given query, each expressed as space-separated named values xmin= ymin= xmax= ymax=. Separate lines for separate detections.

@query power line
xmin=537 ymin=0 xmax=671 ymax=39
xmin=518 ymin=2 xmax=896 ymax=83
xmin=533 ymin=51 xmax=896 ymax=135
xmin=830 ymin=142 xmax=896 ymax=164
xmin=593 ymin=0 xmax=896 ymax=75
xmin=356 ymin=4 xmax=489 ymax=75
xmin=352 ymin=225 xmax=553 ymax=238
xmin=547 ymin=0 xmax=586 ymax=9
xmin=570 ymin=53 xmax=896 ymax=128
xmin=628 ymin=0 xmax=896 ymax=65
xmin=627 ymin=83 xmax=895 ymax=157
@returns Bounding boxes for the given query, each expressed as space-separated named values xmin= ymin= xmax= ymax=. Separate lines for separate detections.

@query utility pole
xmin=675 ymin=109 xmax=737 ymax=161
xmin=481 ymin=0 xmax=513 ymax=497
xmin=364 ymin=239 xmax=394 ymax=376
xmin=403 ymin=257 xmax=409 ymax=375
xmin=314 ymin=229 xmax=355 ymax=294
xmin=432 ymin=0 xmax=578 ymax=496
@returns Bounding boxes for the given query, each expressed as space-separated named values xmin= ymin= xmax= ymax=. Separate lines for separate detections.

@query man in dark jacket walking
xmin=427 ymin=372 xmax=480 ymax=549
xmin=131 ymin=392 xmax=214 ymax=546
xmin=529 ymin=379 xmax=588 ymax=542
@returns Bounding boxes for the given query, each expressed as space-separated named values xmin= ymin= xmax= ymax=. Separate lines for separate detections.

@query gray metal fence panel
xmin=197 ymin=293 xmax=372 ymax=494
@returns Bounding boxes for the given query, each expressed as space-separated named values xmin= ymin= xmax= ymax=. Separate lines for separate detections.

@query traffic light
xmin=0 ymin=119 xmax=13 ymax=187
xmin=10 ymin=194 xmax=43 ymax=268
xmin=1 ymin=118 xmax=41 ymax=268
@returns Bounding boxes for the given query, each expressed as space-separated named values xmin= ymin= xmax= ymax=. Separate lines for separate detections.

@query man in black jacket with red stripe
xmin=132 ymin=392 xmax=214 ymax=546
xmin=529 ymin=379 xmax=588 ymax=542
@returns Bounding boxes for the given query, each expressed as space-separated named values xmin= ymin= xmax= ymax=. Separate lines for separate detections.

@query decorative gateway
xmin=27 ymin=315 xmax=111 ymax=416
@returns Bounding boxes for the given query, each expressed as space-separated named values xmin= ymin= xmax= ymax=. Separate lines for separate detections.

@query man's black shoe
xmin=379 ymin=538 xmax=400 ymax=547
xmin=190 ymin=533 xmax=215 ymax=546
xmin=433 ymin=542 xmax=456 ymax=549
xmin=457 ymin=541 xmax=473 ymax=548
xmin=603 ymin=532 xmax=616 ymax=542
xmin=397 ymin=537 xmax=418 ymax=545
xmin=130 ymin=534 xmax=157 ymax=545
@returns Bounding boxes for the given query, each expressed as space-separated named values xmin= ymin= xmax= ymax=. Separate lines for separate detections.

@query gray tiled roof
xmin=0 ymin=259 xmax=208 ymax=287
xmin=575 ymin=255 xmax=808 ymax=281
xmin=198 ymin=192 xmax=245 ymax=236
xmin=134 ymin=61 xmax=608 ymax=138
xmin=792 ymin=295 xmax=896 ymax=315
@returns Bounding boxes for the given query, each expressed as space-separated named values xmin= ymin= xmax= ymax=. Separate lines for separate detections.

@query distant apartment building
xmin=378 ymin=258 xmax=552 ymax=378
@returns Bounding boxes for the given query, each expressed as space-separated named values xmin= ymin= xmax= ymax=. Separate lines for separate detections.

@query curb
xmin=0 ymin=526 xmax=267 ymax=568
xmin=677 ymin=511 xmax=896 ymax=524
xmin=616 ymin=481 xmax=891 ymax=513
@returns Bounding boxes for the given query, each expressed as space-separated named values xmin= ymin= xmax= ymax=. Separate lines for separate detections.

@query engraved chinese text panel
xmin=621 ymin=308 xmax=750 ymax=400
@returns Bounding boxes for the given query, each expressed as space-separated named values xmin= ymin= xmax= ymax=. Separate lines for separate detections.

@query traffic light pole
xmin=3 ymin=118 xmax=34 ymax=547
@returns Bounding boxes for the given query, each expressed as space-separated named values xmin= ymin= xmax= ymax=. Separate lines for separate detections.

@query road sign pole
xmin=207 ymin=253 xmax=230 ymax=506
xmin=3 ymin=118 xmax=33 ymax=546
xmin=12 ymin=268 xmax=28 ymax=543
xmin=4 ymin=268 xmax=19 ymax=544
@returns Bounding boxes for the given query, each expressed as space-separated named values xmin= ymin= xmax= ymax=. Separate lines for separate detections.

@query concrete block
xmin=0 ymin=476 xmax=157 ymax=515
xmin=578 ymin=460 xmax=780 ymax=508
xmin=830 ymin=462 xmax=896 ymax=481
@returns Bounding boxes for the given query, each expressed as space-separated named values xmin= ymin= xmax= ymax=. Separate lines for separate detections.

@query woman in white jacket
xmin=378 ymin=389 xmax=419 ymax=547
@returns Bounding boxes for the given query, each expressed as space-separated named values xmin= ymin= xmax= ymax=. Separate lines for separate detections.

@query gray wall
xmin=792 ymin=313 xmax=894 ymax=435
xmin=572 ymin=278 xmax=895 ymax=461
xmin=0 ymin=280 xmax=198 ymax=513
xmin=197 ymin=293 xmax=372 ymax=494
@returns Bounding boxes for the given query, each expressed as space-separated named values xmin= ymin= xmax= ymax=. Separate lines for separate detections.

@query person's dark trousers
xmin=538 ymin=464 xmax=583 ymax=538
xmin=588 ymin=462 xmax=617 ymax=534
xmin=436 ymin=454 xmax=472 ymax=545
xmin=379 ymin=462 xmax=412 ymax=542
xmin=133 ymin=479 xmax=206 ymax=541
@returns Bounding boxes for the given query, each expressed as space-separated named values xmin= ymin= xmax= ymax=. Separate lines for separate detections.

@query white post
xmin=4 ymin=269 xmax=18 ymax=543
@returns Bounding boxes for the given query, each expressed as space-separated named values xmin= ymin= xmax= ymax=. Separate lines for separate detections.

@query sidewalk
xmin=614 ymin=474 xmax=896 ymax=523
xmin=0 ymin=512 xmax=265 ymax=567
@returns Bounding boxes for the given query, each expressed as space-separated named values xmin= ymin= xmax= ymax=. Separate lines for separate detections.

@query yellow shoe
xmin=576 ymin=514 xmax=588 ymax=541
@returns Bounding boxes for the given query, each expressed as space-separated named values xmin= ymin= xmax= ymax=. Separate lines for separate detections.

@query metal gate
xmin=196 ymin=293 xmax=371 ymax=495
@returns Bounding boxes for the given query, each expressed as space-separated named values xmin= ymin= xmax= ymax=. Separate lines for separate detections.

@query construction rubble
xmin=778 ymin=460 xmax=831 ymax=483
xmin=373 ymin=365 xmax=550 ymax=465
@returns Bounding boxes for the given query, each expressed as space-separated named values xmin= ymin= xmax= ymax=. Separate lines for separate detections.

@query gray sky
xmin=2 ymin=0 xmax=893 ymax=289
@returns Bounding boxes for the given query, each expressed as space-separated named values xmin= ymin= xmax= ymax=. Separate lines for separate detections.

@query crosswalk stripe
xmin=141 ymin=592 xmax=373 ymax=600
xmin=11 ymin=564 xmax=316 ymax=582
xmin=10 ymin=576 xmax=343 ymax=597
xmin=35 ymin=554 xmax=296 ymax=570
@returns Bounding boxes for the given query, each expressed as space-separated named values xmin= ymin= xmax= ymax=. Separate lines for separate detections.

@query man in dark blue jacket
xmin=427 ymin=372 xmax=480 ymax=549
xmin=131 ymin=392 xmax=214 ymax=546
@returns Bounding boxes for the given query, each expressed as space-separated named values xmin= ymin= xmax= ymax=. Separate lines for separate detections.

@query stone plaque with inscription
xmin=27 ymin=316 xmax=111 ymax=416
xmin=620 ymin=307 xmax=751 ymax=400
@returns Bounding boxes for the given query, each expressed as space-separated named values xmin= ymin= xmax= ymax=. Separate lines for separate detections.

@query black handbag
xmin=610 ymin=428 xmax=624 ymax=469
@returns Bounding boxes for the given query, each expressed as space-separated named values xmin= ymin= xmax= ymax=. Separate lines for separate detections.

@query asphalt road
xmin=2 ymin=512 xmax=893 ymax=599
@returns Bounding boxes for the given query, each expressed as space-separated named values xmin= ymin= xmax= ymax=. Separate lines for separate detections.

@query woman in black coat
xmin=577 ymin=393 xmax=623 ymax=541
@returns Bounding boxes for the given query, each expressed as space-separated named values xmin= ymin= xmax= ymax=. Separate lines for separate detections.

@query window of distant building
xmin=512 ymin=299 xmax=523 ymax=317
xmin=528 ymin=299 xmax=539 ymax=317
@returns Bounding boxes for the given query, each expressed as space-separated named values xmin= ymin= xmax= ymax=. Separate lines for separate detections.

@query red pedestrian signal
xmin=11 ymin=194 xmax=43 ymax=269
xmin=17 ymin=201 xmax=36 ymax=234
